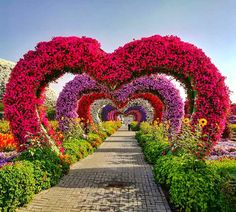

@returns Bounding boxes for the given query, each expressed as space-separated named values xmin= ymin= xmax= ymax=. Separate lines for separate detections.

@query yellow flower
xmin=199 ymin=118 xmax=207 ymax=127
xmin=183 ymin=118 xmax=190 ymax=124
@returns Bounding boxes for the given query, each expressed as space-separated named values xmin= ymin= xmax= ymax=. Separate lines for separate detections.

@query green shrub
xmin=0 ymin=161 xmax=35 ymax=211
xmin=46 ymin=107 xmax=56 ymax=120
xmin=143 ymin=140 xmax=170 ymax=164
xmin=130 ymin=121 xmax=140 ymax=131
xmin=230 ymin=124 xmax=236 ymax=133
xmin=87 ymin=132 xmax=103 ymax=148
xmin=136 ymin=133 xmax=154 ymax=147
xmin=63 ymin=138 xmax=94 ymax=163
xmin=207 ymin=158 xmax=236 ymax=211
xmin=16 ymin=147 xmax=69 ymax=186
xmin=0 ymin=120 xmax=10 ymax=133
xmin=101 ymin=121 xmax=121 ymax=135
xmin=0 ymin=101 xmax=3 ymax=112
xmin=154 ymin=155 xmax=224 ymax=211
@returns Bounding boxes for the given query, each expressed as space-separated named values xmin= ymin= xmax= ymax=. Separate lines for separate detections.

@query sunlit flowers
xmin=183 ymin=118 xmax=190 ymax=124
xmin=0 ymin=133 xmax=17 ymax=152
xmin=199 ymin=118 xmax=208 ymax=127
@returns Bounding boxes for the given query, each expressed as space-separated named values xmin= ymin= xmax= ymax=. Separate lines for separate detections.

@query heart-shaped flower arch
xmin=102 ymin=104 xmax=149 ymax=123
xmin=56 ymin=74 xmax=184 ymax=135
xmin=77 ymin=92 xmax=163 ymax=123
xmin=3 ymin=35 xmax=230 ymax=147
xmin=90 ymin=99 xmax=115 ymax=124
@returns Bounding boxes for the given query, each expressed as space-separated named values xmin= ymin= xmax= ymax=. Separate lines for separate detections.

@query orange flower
xmin=0 ymin=133 xmax=17 ymax=151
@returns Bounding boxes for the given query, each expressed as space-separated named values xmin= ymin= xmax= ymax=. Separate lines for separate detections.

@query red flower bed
xmin=3 ymin=35 xmax=230 ymax=148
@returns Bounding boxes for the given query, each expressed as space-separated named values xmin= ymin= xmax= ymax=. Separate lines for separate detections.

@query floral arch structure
xmin=56 ymin=74 xmax=183 ymax=135
xmin=77 ymin=92 xmax=163 ymax=124
xmin=3 ymin=35 xmax=230 ymax=148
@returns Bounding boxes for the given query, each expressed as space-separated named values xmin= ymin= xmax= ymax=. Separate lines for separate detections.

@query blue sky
xmin=1 ymin=0 xmax=236 ymax=102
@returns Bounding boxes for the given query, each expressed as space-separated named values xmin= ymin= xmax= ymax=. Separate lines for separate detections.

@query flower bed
xmin=0 ymin=121 xmax=121 ymax=211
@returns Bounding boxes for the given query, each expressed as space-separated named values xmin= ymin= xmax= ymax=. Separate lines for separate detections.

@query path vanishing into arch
xmin=18 ymin=126 xmax=171 ymax=212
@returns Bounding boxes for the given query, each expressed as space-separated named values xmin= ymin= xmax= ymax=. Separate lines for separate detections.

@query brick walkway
xmin=18 ymin=126 xmax=171 ymax=212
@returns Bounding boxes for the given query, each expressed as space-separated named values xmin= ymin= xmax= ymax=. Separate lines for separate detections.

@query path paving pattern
xmin=18 ymin=126 xmax=171 ymax=212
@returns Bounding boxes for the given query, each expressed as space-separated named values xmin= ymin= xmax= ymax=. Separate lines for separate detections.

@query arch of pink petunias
xmin=3 ymin=35 xmax=230 ymax=148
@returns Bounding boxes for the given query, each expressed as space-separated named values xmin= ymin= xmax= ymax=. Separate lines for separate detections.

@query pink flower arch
xmin=3 ymin=35 xmax=230 ymax=149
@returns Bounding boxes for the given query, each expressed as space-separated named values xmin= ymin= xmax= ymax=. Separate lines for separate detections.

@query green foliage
xmin=0 ymin=120 xmax=10 ymax=133
xmin=46 ymin=107 xmax=56 ymax=120
xmin=171 ymin=124 xmax=208 ymax=159
xmin=0 ymin=101 xmax=3 ymax=112
xmin=101 ymin=121 xmax=121 ymax=135
xmin=154 ymin=155 xmax=223 ymax=211
xmin=130 ymin=121 xmax=140 ymax=131
xmin=87 ymin=132 xmax=103 ymax=148
xmin=137 ymin=122 xmax=235 ymax=211
xmin=230 ymin=124 xmax=236 ymax=133
xmin=63 ymin=138 xmax=94 ymax=163
xmin=143 ymin=140 xmax=170 ymax=164
xmin=0 ymin=120 xmax=120 ymax=210
xmin=0 ymin=161 xmax=35 ymax=211
xmin=207 ymin=158 xmax=236 ymax=210
xmin=16 ymin=147 xmax=69 ymax=185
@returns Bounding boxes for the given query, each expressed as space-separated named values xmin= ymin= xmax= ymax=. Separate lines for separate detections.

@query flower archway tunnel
xmin=3 ymin=35 xmax=230 ymax=150
xmin=56 ymin=74 xmax=184 ymax=136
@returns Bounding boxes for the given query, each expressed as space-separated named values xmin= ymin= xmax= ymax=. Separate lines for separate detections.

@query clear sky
xmin=1 ymin=0 xmax=236 ymax=102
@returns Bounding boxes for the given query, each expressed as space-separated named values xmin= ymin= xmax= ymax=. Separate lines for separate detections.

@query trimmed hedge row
xmin=0 ymin=121 xmax=121 ymax=211
xmin=0 ymin=147 xmax=69 ymax=211
xmin=136 ymin=123 xmax=236 ymax=211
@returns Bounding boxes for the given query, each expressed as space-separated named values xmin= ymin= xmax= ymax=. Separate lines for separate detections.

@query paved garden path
xmin=18 ymin=126 xmax=171 ymax=212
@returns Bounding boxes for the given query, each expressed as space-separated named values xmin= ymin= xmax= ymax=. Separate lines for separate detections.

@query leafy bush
xmin=207 ymin=158 xmax=236 ymax=211
xmin=101 ymin=121 xmax=121 ymax=135
xmin=171 ymin=123 xmax=208 ymax=159
xmin=0 ymin=120 xmax=120 ymax=210
xmin=130 ymin=121 xmax=140 ymax=131
xmin=63 ymin=138 xmax=94 ymax=163
xmin=230 ymin=124 xmax=236 ymax=133
xmin=0 ymin=120 xmax=10 ymax=134
xmin=154 ymin=155 xmax=223 ymax=211
xmin=46 ymin=107 xmax=56 ymax=120
xmin=0 ymin=161 xmax=35 ymax=211
xmin=136 ymin=133 xmax=154 ymax=147
xmin=15 ymin=147 xmax=69 ymax=185
xmin=138 ymin=121 xmax=235 ymax=211
xmin=0 ymin=102 xmax=3 ymax=112
xmin=143 ymin=140 xmax=170 ymax=164
xmin=87 ymin=132 xmax=103 ymax=148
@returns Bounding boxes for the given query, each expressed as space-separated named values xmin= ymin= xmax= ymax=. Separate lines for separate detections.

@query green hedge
xmin=153 ymin=155 xmax=226 ymax=211
xmin=0 ymin=121 xmax=121 ymax=211
xmin=130 ymin=121 xmax=140 ymax=131
xmin=143 ymin=140 xmax=170 ymax=164
xmin=0 ymin=147 xmax=69 ymax=211
xmin=63 ymin=138 xmax=94 ymax=164
xmin=136 ymin=122 xmax=236 ymax=211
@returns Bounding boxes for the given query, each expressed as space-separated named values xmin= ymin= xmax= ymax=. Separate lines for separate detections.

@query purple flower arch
xmin=56 ymin=74 xmax=108 ymax=131
xmin=101 ymin=105 xmax=148 ymax=122
xmin=113 ymin=75 xmax=184 ymax=134
xmin=56 ymin=74 xmax=184 ymax=136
